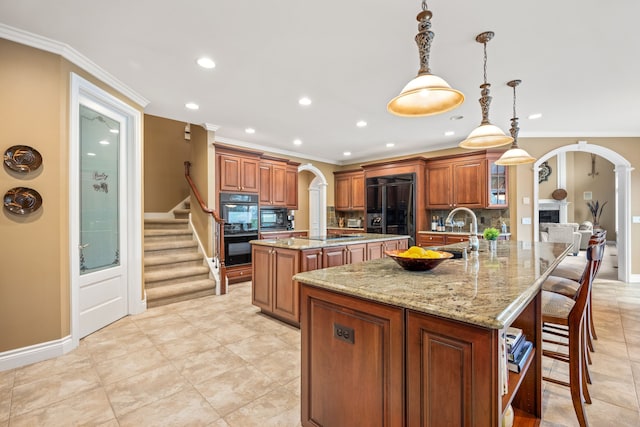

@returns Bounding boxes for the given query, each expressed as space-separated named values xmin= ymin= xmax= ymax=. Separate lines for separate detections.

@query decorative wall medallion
xmin=3 ymin=187 xmax=43 ymax=215
xmin=538 ymin=161 xmax=552 ymax=184
xmin=3 ymin=145 xmax=43 ymax=173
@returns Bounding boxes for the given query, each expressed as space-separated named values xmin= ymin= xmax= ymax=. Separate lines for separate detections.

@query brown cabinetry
xmin=259 ymin=231 xmax=308 ymax=240
xmin=218 ymin=153 xmax=260 ymax=193
xmin=345 ymin=243 xmax=367 ymax=264
xmin=300 ymin=285 xmax=542 ymax=426
xmin=259 ymin=160 xmax=287 ymax=206
xmin=285 ymin=164 xmax=299 ymax=209
xmin=301 ymin=285 xmax=404 ymax=427
xmin=426 ymin=154 xmax=486 ymax=209
xmin=418 ymin=232 xmax=469 ymax=246
xmin=487 ymin=153 xmax=509 ymax=209
xmin=322 ymin=246 xmax=346 ymax=268
xmin=334 ymin=170 xmax=365 ymax=211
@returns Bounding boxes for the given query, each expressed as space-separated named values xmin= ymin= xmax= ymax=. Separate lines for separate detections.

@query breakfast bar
xmin=294 ymin=240 xmax=572 ymax=427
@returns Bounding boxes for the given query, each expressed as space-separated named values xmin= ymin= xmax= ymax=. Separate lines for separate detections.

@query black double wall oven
xmin=220 ymin=193 xmax=258 ymax=267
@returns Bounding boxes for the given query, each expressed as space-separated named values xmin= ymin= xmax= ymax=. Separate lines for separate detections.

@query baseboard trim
xmin=0 ymin=335 xmax=75 ymax=372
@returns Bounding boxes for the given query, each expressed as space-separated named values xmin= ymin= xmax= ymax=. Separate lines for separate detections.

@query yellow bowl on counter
xmin=385 ymin=249 xmax=454 ymax=271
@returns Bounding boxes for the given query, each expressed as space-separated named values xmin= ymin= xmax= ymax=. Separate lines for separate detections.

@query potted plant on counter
xmin=483 ymin=227 xmax=500 ymax=252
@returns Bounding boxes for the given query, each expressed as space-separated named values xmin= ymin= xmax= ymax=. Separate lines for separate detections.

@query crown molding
xmin=215 ymin=136 xmax=339 ymax=165
xmin=0 ymin=23 xmax=149 ymax=108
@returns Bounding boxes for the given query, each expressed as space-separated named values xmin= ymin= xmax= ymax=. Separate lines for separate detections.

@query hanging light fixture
xmin=459 ymin=31 xmax=513 ymax=149
xmin=387 ymin=1 xmax=464 ymax=117
xmin=495 ymin=80 xmax=536 ymax=165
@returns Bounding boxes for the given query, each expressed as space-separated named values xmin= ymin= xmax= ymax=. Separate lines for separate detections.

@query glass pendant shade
xmin=459 ymin=124 xmax=513 ymax=149
xmin=494 ymin=79 xmax=536 ymax=165
xmin=495 ymin=147 xmax=535 ymax=165
xmin=388 ymin=74 xmax=464 ymax=117
xmin=460 ymin=31 xmax=512 ymax=150
xmin=388 ymin=2 xmax=463 ymax=117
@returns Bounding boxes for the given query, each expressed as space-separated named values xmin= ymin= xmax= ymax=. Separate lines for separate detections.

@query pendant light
xmin=459 ymin=31 xmax=513 ymax=149
xmin=387 ymin=1 xmax=464 ymax=117
xmin=495 ymin=80 xmax=536 ymax=165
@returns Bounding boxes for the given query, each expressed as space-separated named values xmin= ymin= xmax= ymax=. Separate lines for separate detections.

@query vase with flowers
xmin=586 ymin=200 xmax=607 ymax=228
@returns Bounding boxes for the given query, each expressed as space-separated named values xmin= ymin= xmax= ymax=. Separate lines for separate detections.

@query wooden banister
xmin=184 ymin=161 xmax=227 ymax=294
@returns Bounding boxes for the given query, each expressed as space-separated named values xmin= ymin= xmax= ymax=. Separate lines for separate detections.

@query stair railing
xmin=184 ymin=161 xmax=227 ymax=295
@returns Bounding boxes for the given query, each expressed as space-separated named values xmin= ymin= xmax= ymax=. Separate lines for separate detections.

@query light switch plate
xmin=523 ymin=197 xmax=530 ymax=205
xmin=522 ymin=217 xmax=532 ymax=225
xmin=633 ymin=216 xmax=640 ymax=224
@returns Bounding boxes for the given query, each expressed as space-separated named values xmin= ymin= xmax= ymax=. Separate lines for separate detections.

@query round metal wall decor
xmin=538 ymin=161 xmax=552 ymax=184
xmin=3 ymin=145 xmax=43 ymax=173
xmin=3 ymin=187 xmax=43 ymax=215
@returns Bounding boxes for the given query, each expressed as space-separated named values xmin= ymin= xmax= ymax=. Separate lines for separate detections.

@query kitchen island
xmin=250 ymin=233 xmax=409 ymax=325
xmin=293 ymin=240 xmax=572 ymax=427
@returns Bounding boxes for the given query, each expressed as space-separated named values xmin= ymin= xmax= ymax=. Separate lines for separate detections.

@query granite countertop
xmin=293 ymin=240 xmax=572 ymax=329
xmin=250 ymin=233 xmax=409 ymax=250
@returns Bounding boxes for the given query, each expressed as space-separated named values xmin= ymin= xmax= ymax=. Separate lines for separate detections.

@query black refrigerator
xmin=366 ymin=174 xmax=415 ymax=245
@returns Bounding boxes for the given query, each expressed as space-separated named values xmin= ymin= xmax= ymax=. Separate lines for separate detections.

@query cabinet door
xmin=240 ymin=158 xmax=260 ymax=193
xmin=335 ymin=176 xmax=351 ymax=210
xmin=272 ymin=248 xmax=300 ymax=323
xmin=271 ymin=163 xmax=287 ymax=206
xmin=426 ymin=164 xmax=452 ymax=208
xmin=300 ymin=249 xmax=323 ymax=272
xmin=219 ymin=154 xmax=242 ymax=192
xmin=259 ymin=163 xmax=272 ymax=205
xmin=346 ymin=243 xmax=367 ymax=264
xmin=251 ymin=246 xmax=272 ymax=311
xmin=487 ymin=159 xmax=508 ymax=209
xmin=367 ymin=242 xmax=384 ymax=260
xmin=323 ymin=246 xmax=346 ymax=267
xmin=445 ymin=234 xmax=469 ymax=244
xmin=452 ymin=160 xmax=485 ymax=208
xmin=301 ymin=285 xmax=404 ymax=427
xmin=285 ymin=166 xmax=299 ymax=209
xmin=351 ymin=173 xmax=365 ymax=209
xmin=383 ymin=239 xmax=403 ymax=253
xmin=406 ymin=310 xmax=496 ymax=426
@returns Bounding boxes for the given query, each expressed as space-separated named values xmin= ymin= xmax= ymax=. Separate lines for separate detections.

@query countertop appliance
xmin=220 ymin=192 xmax=259 ymax=266
xmin=366 ymin=174 xmax=415 ymax=245
xmin=346 ymin=218 xmax=362 ymax=228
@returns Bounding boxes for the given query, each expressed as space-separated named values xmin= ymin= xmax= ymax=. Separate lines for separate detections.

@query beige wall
xmin=144 ymin=114 xmax=191 ymax=212
xmin=0 ymin=39 xmax=143 ymax=353
xmin=514 ymin=137 xmax=639 ymax=275
xmin=188 ymin=125 xmax=213 ymax=255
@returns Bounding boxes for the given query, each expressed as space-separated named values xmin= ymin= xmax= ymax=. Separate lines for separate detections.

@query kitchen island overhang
xmin=295 ymin=240 xmax=572 ymax=427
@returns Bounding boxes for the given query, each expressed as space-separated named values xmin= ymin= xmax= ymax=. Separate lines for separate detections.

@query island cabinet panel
xmin=272 ymin=249 xmax=300 ymax=322
xmin=345 ymin=243 xmax=367 ymax=264
xmin=406 ymin=311 xmax=497 ymax=426
xmin=383 ymin=238 xmax=408 ymax=253
xmin=323 ymin=246 xmax=346 ymax=267
xmin=300 ymin=248 xmax=323 ymax=272
xmin=301 ymin=286 xmax=404 ymax=427
xmin=367 ymin=242 xmax=384 ymax=260
xmin=251 ymin=245 xmax=273 ymax=311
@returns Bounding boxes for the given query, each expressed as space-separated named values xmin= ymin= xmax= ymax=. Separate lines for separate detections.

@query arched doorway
xmin=298 ymin=164 xmax=328 ymax=237
xmin=533 ymin=141 xmax=632 ymax=282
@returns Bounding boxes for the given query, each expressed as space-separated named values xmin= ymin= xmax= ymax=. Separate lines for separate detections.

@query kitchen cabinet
xmin=326 ymin=228 xmax=363 ymax=236
xmin=285 ymin=164 xmax=299 ymax=210
xmin=383 ymin=238 xmax=408 ymax=253
xmin=418 ymin=232 xmax=469 ymax=246
xmin=426 ymin=154 xmax=486 ymax=209
xmin=259 ymin=160 xmax=287 ymax=206
xmin=225 ymin=264 xmax=252 ymax=284
xmin=345 ymin=243 xmax=367 ymax=264
xmin=334 ymin=170 xmax=365 ymax=211
xmin=218 ymin=152 xmax=260 ymax=193
xmin=322 ymin=246 xmax=346 ymax=268
xmin=487 ymin=153 xmax=509 ymax=209
xmin=367 ymin=241 xmax=384 ymax=260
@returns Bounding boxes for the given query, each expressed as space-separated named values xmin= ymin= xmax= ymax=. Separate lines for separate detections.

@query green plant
xmin=586 ymin=200 xmax=607 ymax=225
xmin=483 ymin=227 xmax=500 ymax=240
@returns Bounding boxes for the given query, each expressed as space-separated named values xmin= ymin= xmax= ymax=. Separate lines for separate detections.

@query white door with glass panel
xmin=77 ymin=103 xmax=128 ymax=338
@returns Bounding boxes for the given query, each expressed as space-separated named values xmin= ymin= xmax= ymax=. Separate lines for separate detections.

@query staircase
xmin=144 ymin=200 xmax=217 ymax=307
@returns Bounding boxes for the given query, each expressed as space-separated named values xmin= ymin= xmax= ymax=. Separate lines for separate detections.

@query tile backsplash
xmin=428 ymin=208 xmax=510 ymax=232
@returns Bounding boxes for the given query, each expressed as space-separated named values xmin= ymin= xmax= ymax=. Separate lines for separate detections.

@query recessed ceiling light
xmin=196 ymin=57 xmax=216 ymax=69
xmin=450 ymin=115 xmax=464 ymax=121
xmin=109 ymin=129 xmax=119 ymax=134
xmin=245 ymin=128 xmax=255 ymax=134
xmin=528 ymin=113 xmax=543 ymax=120
xmin=298 ymin=97 xmax=312 ymax=106
xmin=356 ymin=120 xmax=367 ymax=128
xmin=87 ymin=152 xmax=96 ymax=156
xmin=185 ymin=102 xmax=199 ymax=110
xmin=386 ymin=143 xmax=395 ymax=148
xmin=343 ymin=151 xmax=351 ymax=156
xmin=293 ymin=139 xmax=302 ymax=146
xmin=98 ymin=140 xmax=110 ymax=145
xmin=444 ymin=131 xmax=455 ymax=136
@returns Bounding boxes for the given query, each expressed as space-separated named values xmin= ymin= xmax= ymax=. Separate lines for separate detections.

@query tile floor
xmin=1 ymin=245 xmax=639 ymax=426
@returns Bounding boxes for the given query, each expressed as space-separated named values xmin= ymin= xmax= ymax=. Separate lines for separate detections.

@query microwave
xmin=259 ymin=208 xmax=288 ymax=230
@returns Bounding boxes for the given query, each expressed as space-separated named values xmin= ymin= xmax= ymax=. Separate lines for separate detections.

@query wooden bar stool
xmin=541 ymin=242 xmax=604 ymax=427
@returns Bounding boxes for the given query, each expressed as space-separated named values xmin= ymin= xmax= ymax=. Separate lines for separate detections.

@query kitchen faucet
xmin=445 ymin=207 xmax=480 ymax=251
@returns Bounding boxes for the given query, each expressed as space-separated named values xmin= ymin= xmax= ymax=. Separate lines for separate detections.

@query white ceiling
xmin=1 ymin=0 xmax=639 ymax=164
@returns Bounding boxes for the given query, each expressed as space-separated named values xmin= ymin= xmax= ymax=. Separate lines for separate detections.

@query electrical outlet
xmin=633 ymin=216 xmax=640 ymax=224
xmin=523 ymin=197 xmax=530 ymax=205
xmin=522 ymin=217 xmax=532 ymax=225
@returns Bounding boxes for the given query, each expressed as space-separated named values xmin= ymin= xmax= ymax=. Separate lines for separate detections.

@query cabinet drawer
xmin=418 ymin=234 xmax=446 ymax=246
xmin=446 ymin=235 xmax=470 ymax=244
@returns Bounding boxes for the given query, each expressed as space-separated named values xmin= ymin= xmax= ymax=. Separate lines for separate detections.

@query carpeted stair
xmin=144 ymin=200 xmax=217 ymax=307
